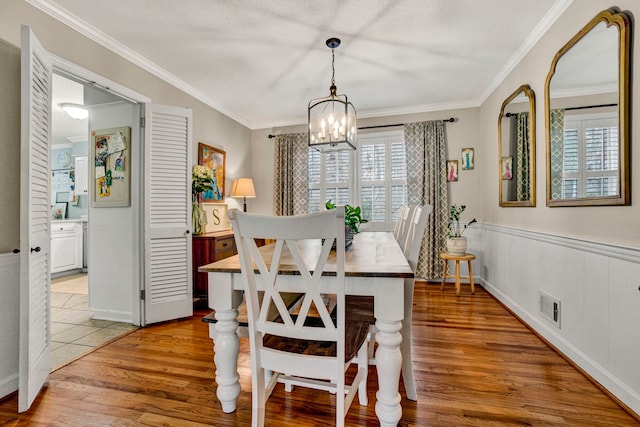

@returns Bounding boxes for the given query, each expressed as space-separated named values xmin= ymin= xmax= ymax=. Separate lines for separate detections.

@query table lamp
xmin=230 ymin=178 xmax=256 ymax=212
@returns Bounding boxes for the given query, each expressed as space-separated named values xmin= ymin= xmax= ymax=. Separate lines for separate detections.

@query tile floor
xmin=51 ymin=273 xmax=137 ymax=371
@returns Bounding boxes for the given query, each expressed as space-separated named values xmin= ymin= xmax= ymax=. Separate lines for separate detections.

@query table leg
xmin=213 ymin=310 xmax=240 ymax=414
xmin=455 ymin=260 xmax=461 ymax=296
xmin=214 ymin=308 xmax=241 ymax=413
xmin=440 ymin=260 xmax=448 ymax=291
xmin=468 ymin=260 xmax=475 ymax=294
xmin=375 ymin=319 xmax=403 ymax=427
xmin=209 ymin=273 xmax=243 ymax=414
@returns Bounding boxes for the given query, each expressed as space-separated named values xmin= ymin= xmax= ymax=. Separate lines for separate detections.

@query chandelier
xmin=308 ymin=38 xmax=357 ymax=152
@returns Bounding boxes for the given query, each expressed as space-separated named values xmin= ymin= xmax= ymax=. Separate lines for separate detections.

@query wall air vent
xmin=539 ymin=290 xmax=561 ymax=328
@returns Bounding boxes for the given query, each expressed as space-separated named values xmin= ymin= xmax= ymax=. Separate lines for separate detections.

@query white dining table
xmin=200 ymin=231 xmax=413 ymax=427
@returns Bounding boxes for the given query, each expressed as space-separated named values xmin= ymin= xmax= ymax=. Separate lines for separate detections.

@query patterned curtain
xmin=273 ymin=133 xmax=308 ymax=216
xmin=404 ymin=121 xmax=449 ymax=279
xmin=515 ymin=112 xmax=530 ymax=201
xmin=549 ymin=109 xmax=565 ymax=200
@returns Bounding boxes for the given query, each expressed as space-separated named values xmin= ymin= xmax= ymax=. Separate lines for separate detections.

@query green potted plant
xmin=446 ymin=204 xmax=477 ymax=254
xmin=325 ymin=200 xmax=369 ymax=246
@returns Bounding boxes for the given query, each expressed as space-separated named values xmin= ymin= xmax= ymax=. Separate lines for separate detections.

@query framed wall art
xmin=461 ymin=147 xmax=474 ymax=170
xmin=447 ymin=160 xmax=458 ymax=182
xmin=202 ymin=203 xmax=231 ymax=232
xmin=90 ymin=126 xmax=131 ymax=207
xmin=198 ymin=143 xmax=226 ymax=202
xmin=501 ymin=156 xmax=513 ymax=180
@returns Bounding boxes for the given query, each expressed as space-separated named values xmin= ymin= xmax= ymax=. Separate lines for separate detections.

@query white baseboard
xmin=0 ymin=373 xmax=18 ymax=400
xmin=90 ymin=309 xmax=133 ymax=323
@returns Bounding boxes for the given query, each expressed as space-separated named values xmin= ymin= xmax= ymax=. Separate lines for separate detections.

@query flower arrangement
xmin=191 ymin=165 xmax=214 ymax=234
xmin=192 ymin=165 xmax=214 ymax=202
xmin=447 ymin=204 xmax=477 ymax=238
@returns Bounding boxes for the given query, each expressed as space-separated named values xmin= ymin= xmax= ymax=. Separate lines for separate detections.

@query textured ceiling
xmin=37 ymin=0 xmax=570 ymax=129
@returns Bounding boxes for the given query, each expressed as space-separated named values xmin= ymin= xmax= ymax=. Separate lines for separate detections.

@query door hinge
xmin=140 ymin=289 xmax=145 ymax=300
xmin=140 ymin=117 xmax=145 ymax=128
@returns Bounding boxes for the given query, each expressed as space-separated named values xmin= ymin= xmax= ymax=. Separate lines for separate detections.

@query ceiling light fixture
xmin=308 ymin=38 xmax=357 ymax=152
xmin=59 ymin=103 xmax=88 ymax=120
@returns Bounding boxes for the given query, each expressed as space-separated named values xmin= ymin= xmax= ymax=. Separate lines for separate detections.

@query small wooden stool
xmin=440 ymin=252 xmax=476 ymax=296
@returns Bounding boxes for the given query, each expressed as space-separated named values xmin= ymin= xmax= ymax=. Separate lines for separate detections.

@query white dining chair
xmin=397 ymin=205 xmax=415 ymax=250
xmin=398 ymin=204 xmax=432 ymax=400
xmin=346 ymin=204 xmax=432 ymax=401
xmin=229 ymin=207 xmax=369 ymax=427
xmin=393 ymin=205 xmax=408 ymax=240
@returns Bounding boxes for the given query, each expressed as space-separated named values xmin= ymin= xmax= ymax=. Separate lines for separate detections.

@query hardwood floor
xmin=1 ymin=283 xmax=638 ymax=426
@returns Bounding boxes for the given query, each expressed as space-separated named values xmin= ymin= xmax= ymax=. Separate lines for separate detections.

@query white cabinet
xmin=74 ymin=155 xmax=88 ymax=195
xmin=51 ymin=221 xmax=83 ymax=274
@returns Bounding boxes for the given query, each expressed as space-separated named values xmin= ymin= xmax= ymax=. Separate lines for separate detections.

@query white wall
xmin=0 ymin=253 xmax=19 ymax=398
xmin=474 ymin=226 xmax=640 ymax=415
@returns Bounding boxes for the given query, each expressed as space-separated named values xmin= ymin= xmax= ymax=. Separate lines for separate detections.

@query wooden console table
xmin=192 ymin=231 xmax=265 ymax=304
xmin=192 ymin=230 xmax=237 ymax=304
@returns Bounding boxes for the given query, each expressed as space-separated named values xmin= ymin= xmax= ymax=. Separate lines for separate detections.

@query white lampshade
xmin=59 ymin=103 xmax=88 ymax=120
xmin=230 ymin=178 xmax=256 ymax=198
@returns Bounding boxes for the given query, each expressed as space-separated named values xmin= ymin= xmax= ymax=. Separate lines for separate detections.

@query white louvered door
xmin=143 ymin=104 xmax=193 ymax=324
xmin=19 ymin=25 xmax=52 ymax=412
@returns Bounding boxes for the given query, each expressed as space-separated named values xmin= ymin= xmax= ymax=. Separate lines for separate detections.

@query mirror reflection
xmin=545 ymin=8 xmax=631 ymax=206
xmin=498 ymin=85 xmax=535 ymax=207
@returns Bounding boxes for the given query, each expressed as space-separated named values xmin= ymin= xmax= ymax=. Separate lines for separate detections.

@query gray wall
xmin=477 ymin=0 xmax=640 ymax=247
xmin=0 ymin=39 xmax=20 ymax=253
xmin=0 ymin=0 xmax=253 ymax=256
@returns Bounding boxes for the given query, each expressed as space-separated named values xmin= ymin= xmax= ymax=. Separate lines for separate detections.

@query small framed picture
xmin=461 ymin=147 xmax=474 ymax=170
xmin=51 ymin=202 xmax=67 ymax=220
xmin=447 ymin=160 xmax=458 ymax=182
xmin=501 ymin=156 xmax=513 ymax=180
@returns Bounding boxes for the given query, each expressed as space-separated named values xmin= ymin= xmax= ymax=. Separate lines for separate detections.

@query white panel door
xmin=19 ymin=25 xmax=52 ymax=412
xmin=143 ymin=104 xmax=193 ymax=325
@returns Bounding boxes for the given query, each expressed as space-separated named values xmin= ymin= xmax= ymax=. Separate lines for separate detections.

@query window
xmin=308 ymin=130 xmax=407 ymax=230
xmin=308 ymin=149 xmax=353 ymax=213
xmin=562 ymin=113 xmax=618 ymax=199
xmin=359 ymin=131 xmax=407 ymax=230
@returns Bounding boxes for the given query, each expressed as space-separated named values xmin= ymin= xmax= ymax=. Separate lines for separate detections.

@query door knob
xmin=31 ymin=247 xmax=41 ymax=253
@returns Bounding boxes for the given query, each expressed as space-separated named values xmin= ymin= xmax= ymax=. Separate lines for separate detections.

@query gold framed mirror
xmin=498 ymin=84 xmax=536 ymax=207
xmin=545 ymin=8 xmax=631 ymax=207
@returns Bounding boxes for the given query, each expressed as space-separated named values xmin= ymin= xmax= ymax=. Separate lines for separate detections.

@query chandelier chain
xmin=331 ymin=47 xmax=336 ymax=87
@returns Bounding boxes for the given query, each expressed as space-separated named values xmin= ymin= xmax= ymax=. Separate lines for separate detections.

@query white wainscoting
xmin=473 ymin=224 xmax=640 ymax=416
xmin=0 ymin=252 xmax=19 ymax=399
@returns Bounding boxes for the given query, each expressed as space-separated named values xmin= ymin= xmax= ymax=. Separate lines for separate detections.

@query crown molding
xmin=26 ymin=0 xmax=251 ymax=128
xmin=479 ymin=0 xmax=574 ymax=104
xmin=28 ymin=0 xmax=574 ymax=131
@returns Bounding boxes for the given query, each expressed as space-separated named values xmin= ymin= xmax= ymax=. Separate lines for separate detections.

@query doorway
xmin=49 ymin=72 xmax=140 ymax=369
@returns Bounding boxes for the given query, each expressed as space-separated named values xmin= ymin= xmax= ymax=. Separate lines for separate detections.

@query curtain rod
xmin=268 ymin=117 xmax=457 ymax=138
xmin=565 ymin=103 xmax=617 ymax=111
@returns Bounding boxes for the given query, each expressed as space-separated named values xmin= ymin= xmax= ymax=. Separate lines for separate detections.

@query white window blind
xmin=308 ymin=149 xmax=353 ymax=213
xmin=562 ymin=113 xmax=618 ymax=199
xmin=359 ymin=131 xmax=407 ymax=230
xmin=307 ymin=130 xmax=407 ymax=231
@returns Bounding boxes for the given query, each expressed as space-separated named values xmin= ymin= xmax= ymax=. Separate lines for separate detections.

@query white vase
xmin=446 ymin=237 xmax=467 ymax=255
